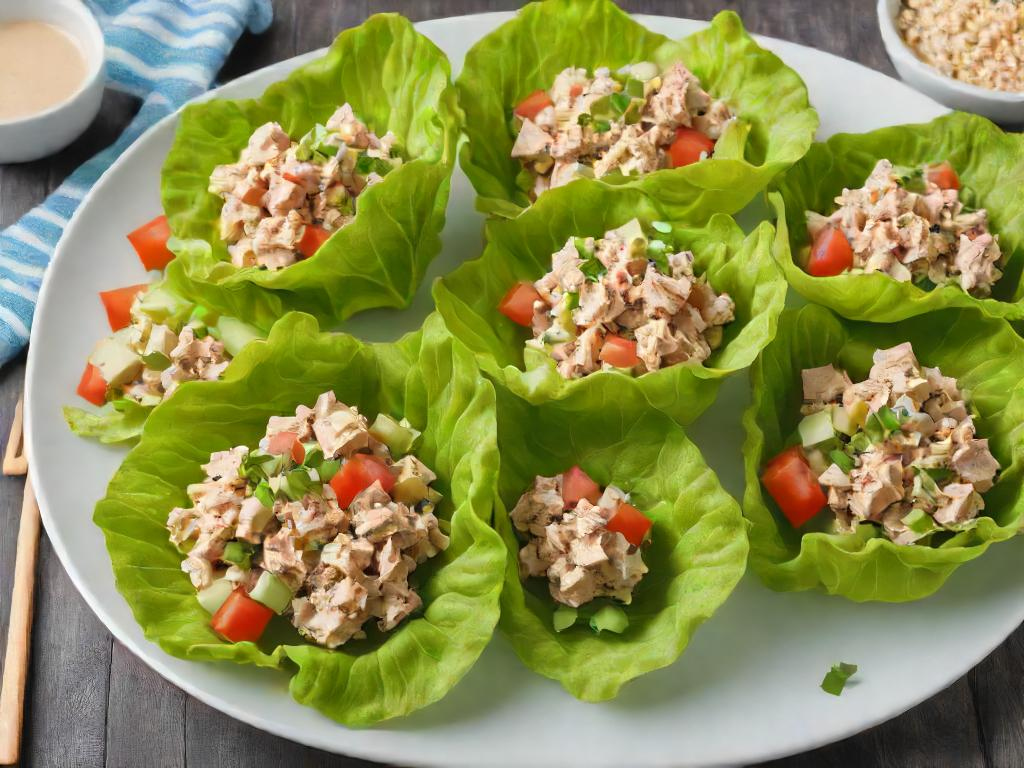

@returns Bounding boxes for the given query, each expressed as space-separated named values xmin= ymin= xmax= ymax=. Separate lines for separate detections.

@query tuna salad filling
xmin=762 ymin=342 xmax=1000 ymax=545
xmin=805 ymin=158 xmax=1004 ymax=295
xmin=209 ymin=104 xmax=403 ymax=271
xmin=511 ymin=465 xmax=651 ymax=633
xmin=511 ymin=61 xmax=732 ymax=200
xmin=80 ymin=284 xmax=231 ymax=410
xmin=166 ymin=391 xmax=448 ymax=648
xmin=498 ymin=218 xmax=735 ymax=379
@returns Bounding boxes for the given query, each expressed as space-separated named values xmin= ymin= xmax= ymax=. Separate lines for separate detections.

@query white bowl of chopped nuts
xmin=878 ymin=0 xmax=1024 ymax=127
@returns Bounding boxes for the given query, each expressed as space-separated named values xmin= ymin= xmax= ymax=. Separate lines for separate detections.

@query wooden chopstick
xmin=2 ymin=398 xmax=26 ymax=477
xmin=0 ymin=398 xmax=40 ymax=764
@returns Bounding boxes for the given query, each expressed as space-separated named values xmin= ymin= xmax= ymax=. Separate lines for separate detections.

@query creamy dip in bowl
xmin=0 ymin=0 xmax=104 ymax=164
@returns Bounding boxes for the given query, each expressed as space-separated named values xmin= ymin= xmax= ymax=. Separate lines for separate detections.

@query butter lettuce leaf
xmin=493 ymin=375 xmax=747 ymax=700
xmin=433 ymin=182 xmax=788 ymax=424
xmin=161 ymin=14 xmax=460 ymax=331
xmin=742 ymin=304 xmax=1024 ymax=602
xmin=456 ymin=0 xmax=817 ymax=218
xmin=769 ymin=112 xmax=1024 ymax=321
xmin=92 ymin=312 xmax=504 ymax=725
xmin=63 ymin=400 xmax=153 ymax=445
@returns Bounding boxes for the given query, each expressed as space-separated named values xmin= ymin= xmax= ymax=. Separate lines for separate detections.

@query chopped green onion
xmin=876 ymin=406 xmax=902 ymax=432
xmin=553 ymin=605 xmax=578 ymax=632
xmin=355 ymin=154 xmax=395 ymax=177
xmin=222 ymin=541 xmax=253 ymax=570
xmin=848 ymin=432 xmax=872 ymax=453
xmin=282 ymin=468 xmax=318 ymax=501
xmin=141 ymin=351 xmax=171 ymax=371
xmin=901 ymin=508 xmax=935 ymax=535
xmin=579 ymin=257 xmax=606 ymax=282
xmin=924 ymin=467 xmax=953 ymax=484
xmin=589 ymin=604 xmax=629 ymax=634
xmin=623 ymin=78 xmax=644 ymax=99
xmin=253 ymin=480 xmax=275 ymax=509
xmin=821 ymin=662 xmax=858 ymax=696
xmin=566 ymin=291 xmax=580 ymax=311
xmin=829 ymin=450 xmax=855 ymax=473
xmin=317 ymin=459 xmax=341 ymax=483
xmin=609 ymin=91 xmax=631 ymax=116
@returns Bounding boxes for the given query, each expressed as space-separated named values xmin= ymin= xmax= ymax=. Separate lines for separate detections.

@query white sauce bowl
xmin=0 ymin=0 xmax=105 ymax=164
xmin=877 ymin=0 xmax=1024 ymax=127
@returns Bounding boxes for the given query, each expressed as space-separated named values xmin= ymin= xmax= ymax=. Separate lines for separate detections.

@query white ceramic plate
xmin=24 ymin=13 xmax=1024 ymax=768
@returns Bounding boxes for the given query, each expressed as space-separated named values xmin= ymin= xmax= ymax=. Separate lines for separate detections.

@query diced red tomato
xmin=927 ymin=161 xmax=960 ymax=191
xmin=267 ymin=431 xmax=304 ymax=463
xmin=76 ymin=363 xmax=107 ymax=406
xmin=761 ymin=447 xmax=827 ymax=528
xmin=498 ymin=281 xmax=541 ymax=327
xmin=607 ymin=502 xmax=652 ymax=547
xmin=599 ymin=334 xmax=640 ymax=369
xmin=667 ymin=127 xmax=716 ymax=168
xmin=561 ymin=465 xmax=601 ymax=509
xmin=282 ymin=172 xmax=303 ymax=185
xmin=239 ymin=184 xmax=267 ymax=206
xmin=807 ymin=227 xmax=854 ymax=277
xmin=330 ymin=454 xmax=395 ymax=508
xmin=99 ymin=283 xmax=148 ymax=331
xmin=127 ymin=215 xmax=175 ymax=271
xmin=514 ymin=89 xmax=553 ymax=121
xmin=297 ymin=225 xmax=331 ymax=259
xmin=569 ymin=83 xmax=583 ymax=98
xmin=210 ymin=588 xmax=274 ymax=643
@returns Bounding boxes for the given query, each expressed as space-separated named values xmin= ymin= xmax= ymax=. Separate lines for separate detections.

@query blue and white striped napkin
xmin=0 ymin=0 xmax=273 ymax=366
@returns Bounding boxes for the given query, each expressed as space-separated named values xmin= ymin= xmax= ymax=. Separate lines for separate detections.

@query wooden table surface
xmin=1 ymin=1 xmax=1021 ymax=766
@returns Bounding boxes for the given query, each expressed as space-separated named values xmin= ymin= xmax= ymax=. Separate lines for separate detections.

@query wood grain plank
xmin=104 ymin=642 xmax=186 ymax=768
xmin=971 ymin=623 xmax=1024 ymax=768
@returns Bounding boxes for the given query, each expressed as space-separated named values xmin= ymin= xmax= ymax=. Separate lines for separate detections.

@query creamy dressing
xmin=0 ymin=21 xmax=88 ymax=121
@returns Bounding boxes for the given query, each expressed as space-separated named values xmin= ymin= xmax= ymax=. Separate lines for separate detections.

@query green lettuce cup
xmin=742 ymin=304 xmax=1024 ymax=602
xmin=456 ymin=0 xmax=818 ymax=218
xmin=432 ymin=182 xmax=788 ymax=425
xmin=162 ymin=14 xmax=461 ymax=331
xmin=92 ymin=312 xmax=505 ymax=725
xmin=769 ymin=112 xmax=1024 ymax=322
xmin=493 ymin=376 xmax=747 ymax=700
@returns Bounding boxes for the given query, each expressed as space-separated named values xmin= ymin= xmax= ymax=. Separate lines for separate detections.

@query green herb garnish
xmin=355 ymin=154 xmax=395 ymax=177
xmin=829 ymin=450 xmax=855 ymax=473
xmin=821 ymin=662 xmax=858 ymax=696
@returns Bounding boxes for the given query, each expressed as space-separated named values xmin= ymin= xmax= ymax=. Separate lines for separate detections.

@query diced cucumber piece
xmin=215 ymin=316 xmax=264 ymax=357
xmin=249 ymin=571 xmax=293 ymax=614
xmin=589 ymin=604 xmax=629 ymax=634
xmin=393 ymin=475 xmax=430 ymax=505
xmin=137 ymin=285 xmax=190 ymax=324
xmin=553 ymin=605 xmax=578 ymax=632
xmin=223 ymin=541 xmax=252 ymax=570
xmin=628 ymin=61 xmax=659 ymax=81
xmin=832 ymin=401 xmax=867 ymax=436
xmin=369 ymin=413 xmax=420 ymax=455
xmin=197 ymin=578 xmax=234 ymax=614
xmin=799 ymin=409 xmax=835 ymax=448
xmin=317 ymin=459 xmax=341 ymax=483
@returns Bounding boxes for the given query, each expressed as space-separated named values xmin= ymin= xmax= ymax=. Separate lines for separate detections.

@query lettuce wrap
xmin=433 ymin=182 xmax=788 ymax=425
xmin=456 ymin=0 xmax=818 ymax=218
xmin=493 ymin=376 xmax=747 ymax=700
xmin=161 ymin=14 xmax=461 ymax=331
xmin=63 ymin=284 xmax=264 ymax=445
xmin=742 ymin=304 xmax=1024 ymax=602
xmin=92 ymin=312 xmax=505 ymax=725
xmin=769 ymin=112 xmax=1024 ymax=322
